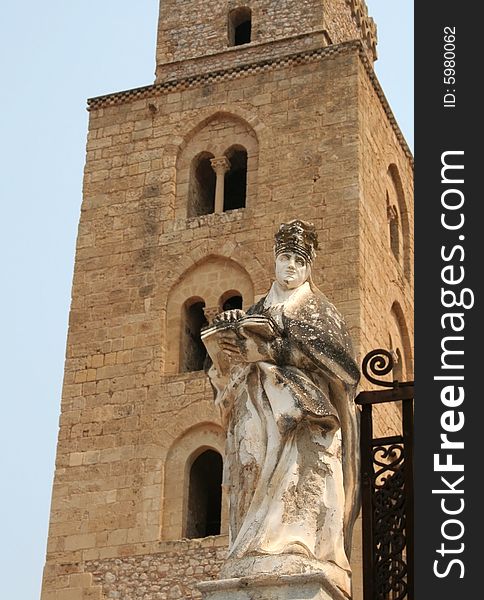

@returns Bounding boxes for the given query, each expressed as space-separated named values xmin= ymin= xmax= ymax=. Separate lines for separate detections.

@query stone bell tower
xmin=41 ymin=1 xmax=413 ymax=599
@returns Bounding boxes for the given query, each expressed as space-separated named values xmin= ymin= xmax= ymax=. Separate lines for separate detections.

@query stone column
xmin=210 ymin=156 xmax=231 ymax=213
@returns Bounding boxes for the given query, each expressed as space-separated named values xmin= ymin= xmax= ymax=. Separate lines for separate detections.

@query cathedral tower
xmin=41 ymin=2 xmax=412 ymax=599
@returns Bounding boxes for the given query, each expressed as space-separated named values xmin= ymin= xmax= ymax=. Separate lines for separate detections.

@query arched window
xmin=164 ymin=256 xmax=255 ymax=374
xmin=224 ymin=146 xmax=247 ymax=211
xmin=188 ymin=152 xmax=216 ymax=217
xmin=175 ymin=113 xmax=259 ymax=219
xmin=186 ymin=450 xmax=223 ymax=539
xmin=162 ymin=425 xmax=226 ymax=540
xmin=180 ymin=298 xmax=208 ymax=372
xmin=228 ymin=7 xmax=252 ymax=47
xmin=222 ymin=293 xmax=243 ymax=311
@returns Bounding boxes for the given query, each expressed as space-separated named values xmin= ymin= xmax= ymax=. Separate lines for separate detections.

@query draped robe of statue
xmin=207 ymin=279 xmax=360 ymax=599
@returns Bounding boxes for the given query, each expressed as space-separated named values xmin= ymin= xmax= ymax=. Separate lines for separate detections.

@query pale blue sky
xmin=0 ymin=2 xmax=412 ymax=597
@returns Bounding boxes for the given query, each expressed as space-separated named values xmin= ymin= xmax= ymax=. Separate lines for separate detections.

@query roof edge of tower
xmin=87 ymin=39 xmax=412 ymax=164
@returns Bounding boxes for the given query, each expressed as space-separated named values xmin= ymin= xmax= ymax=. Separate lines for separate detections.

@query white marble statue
xmin=202 ymin=220 xmax=360 ymax=599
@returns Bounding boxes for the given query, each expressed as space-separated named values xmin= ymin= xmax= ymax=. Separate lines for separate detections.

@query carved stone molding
xmin=210 ymin=156 xmax=231 ymax=174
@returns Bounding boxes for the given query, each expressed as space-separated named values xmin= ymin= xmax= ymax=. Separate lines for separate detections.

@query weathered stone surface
xmin=199 ymin=571 xmax=350 ymax=600
xmin=41 ymin=2 xmax=413 ymax=600
xmin=203 ymin=222 xmax=360 ymax=597
xmin=86 ymin=537 xmax=228 ymax=600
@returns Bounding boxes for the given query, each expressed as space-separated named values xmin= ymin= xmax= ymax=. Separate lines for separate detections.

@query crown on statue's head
xmin=274 ymin=220 xmax=318 ymax=264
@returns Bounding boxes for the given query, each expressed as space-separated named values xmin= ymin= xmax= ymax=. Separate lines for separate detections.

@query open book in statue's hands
xmin=201 ymin=312 xmax=282 ymax=377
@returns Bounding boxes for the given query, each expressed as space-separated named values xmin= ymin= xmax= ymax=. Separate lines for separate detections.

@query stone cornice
xmin=87 ymin=40 xmax=412 ymax=163
xmin=154 ymin=29 xmax=332 ymax=83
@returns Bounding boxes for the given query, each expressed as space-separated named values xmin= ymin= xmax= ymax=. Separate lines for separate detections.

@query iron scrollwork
xmin=357 ymin=349 xmax=414 ymax=600
xmin=372 ymin=444 xmax=408 ymax=600
xmin=362 ymin=348 xmax=396 ymax=388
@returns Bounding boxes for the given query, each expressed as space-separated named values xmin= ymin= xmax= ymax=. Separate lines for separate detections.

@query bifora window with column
xmin=179 ymin=291 xmax=244 ymax=373
xmin=163 ymin=255 xmax=255 ymax=376
xmin=175 ymin=113 xmax=259 ymax=220
xmin=188 ymin=146 xmax=248 ymax=217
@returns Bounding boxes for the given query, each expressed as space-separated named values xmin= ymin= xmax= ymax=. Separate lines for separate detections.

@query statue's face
xmin=275 ymin=252 xmax=310 ymax=290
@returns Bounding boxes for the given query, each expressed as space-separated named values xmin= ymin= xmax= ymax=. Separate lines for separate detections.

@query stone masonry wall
xmin=155 ymin=0 xmax=375 ymax=69
xmin=42 ymin=49 xmax=365 ymax=600
xmin=86 ymin=537 xmax=227 ymax=600
xmin=327 ymin=0 xmax=378 ymax=60
xmin=357 ymin=58 xmax=414 ymax=437
xmin=156 ymin=0 xmax=325 ymax=65
xmin=41 ymin=40 xmax=413 ymax=600
xmin=154 ymin=31 xmax=332 ymax=85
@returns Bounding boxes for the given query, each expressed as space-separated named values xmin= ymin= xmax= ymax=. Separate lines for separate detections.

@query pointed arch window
xmin=186 ymin=450 xmax=223 ymax=539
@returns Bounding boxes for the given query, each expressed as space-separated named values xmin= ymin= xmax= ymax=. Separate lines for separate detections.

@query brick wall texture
xmin=41 ymin=2 xmax=412 ymax=599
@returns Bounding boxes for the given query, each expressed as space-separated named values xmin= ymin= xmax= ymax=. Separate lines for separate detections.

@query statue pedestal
xmin=198 ymin=572 xmax=350 ymax=600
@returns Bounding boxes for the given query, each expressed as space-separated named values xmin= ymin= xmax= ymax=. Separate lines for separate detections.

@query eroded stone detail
xmin=41 ymin=2 xmax=414 ymax=598
xmin=203 ymin=221 xmax=361 ymax=597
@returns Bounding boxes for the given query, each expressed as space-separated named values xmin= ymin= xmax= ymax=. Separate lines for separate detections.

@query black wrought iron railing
xmin=356 ymin=350 xmax=414 ymax=600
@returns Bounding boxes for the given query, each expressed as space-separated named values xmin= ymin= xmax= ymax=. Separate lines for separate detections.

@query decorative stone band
xmin=275 ymin=243 xmax=313 ymax=264
xmin=87 ymin=39 xmax=412 ymax=163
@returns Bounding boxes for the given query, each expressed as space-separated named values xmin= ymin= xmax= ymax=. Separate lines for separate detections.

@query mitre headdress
xmin=274 ymin=219 xmax=318 ymax=263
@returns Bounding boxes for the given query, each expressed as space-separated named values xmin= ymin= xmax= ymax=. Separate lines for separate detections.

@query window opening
xmin=222 ymin=294 xmax=243 ymax=311
xmin=188 ymin=153 xmax=216 ymax=217
xmin=229 ymin=8 xmax=252 ymax=47
xmin=224 ymin=147 xmax=247 ymax=211
xmin=186 ymin=450 xmax=223 ymax=538
xmin=180 ymin=299 xmax=208 ymax=372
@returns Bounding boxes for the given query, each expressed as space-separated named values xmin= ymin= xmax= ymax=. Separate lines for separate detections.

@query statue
xmin=202 ymin=221 xmax=360 ymax=599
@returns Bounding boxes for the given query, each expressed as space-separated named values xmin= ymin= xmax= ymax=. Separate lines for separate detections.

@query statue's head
xmin=273 ymin=220 xmax=318 ymax=290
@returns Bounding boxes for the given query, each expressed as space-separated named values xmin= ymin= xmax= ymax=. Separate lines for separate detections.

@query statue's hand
xmin=240 ymin=332 xmax=273 ymax=363
xmin=218 ymin=330 xmax=245 ymax=361
xmin=213 ymin=308 xmax=246 ymax=325
xmin=214 ymin=312 xmax=277 ymax=363
xmin=219 ymin=327 xmax=274 ymax=364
